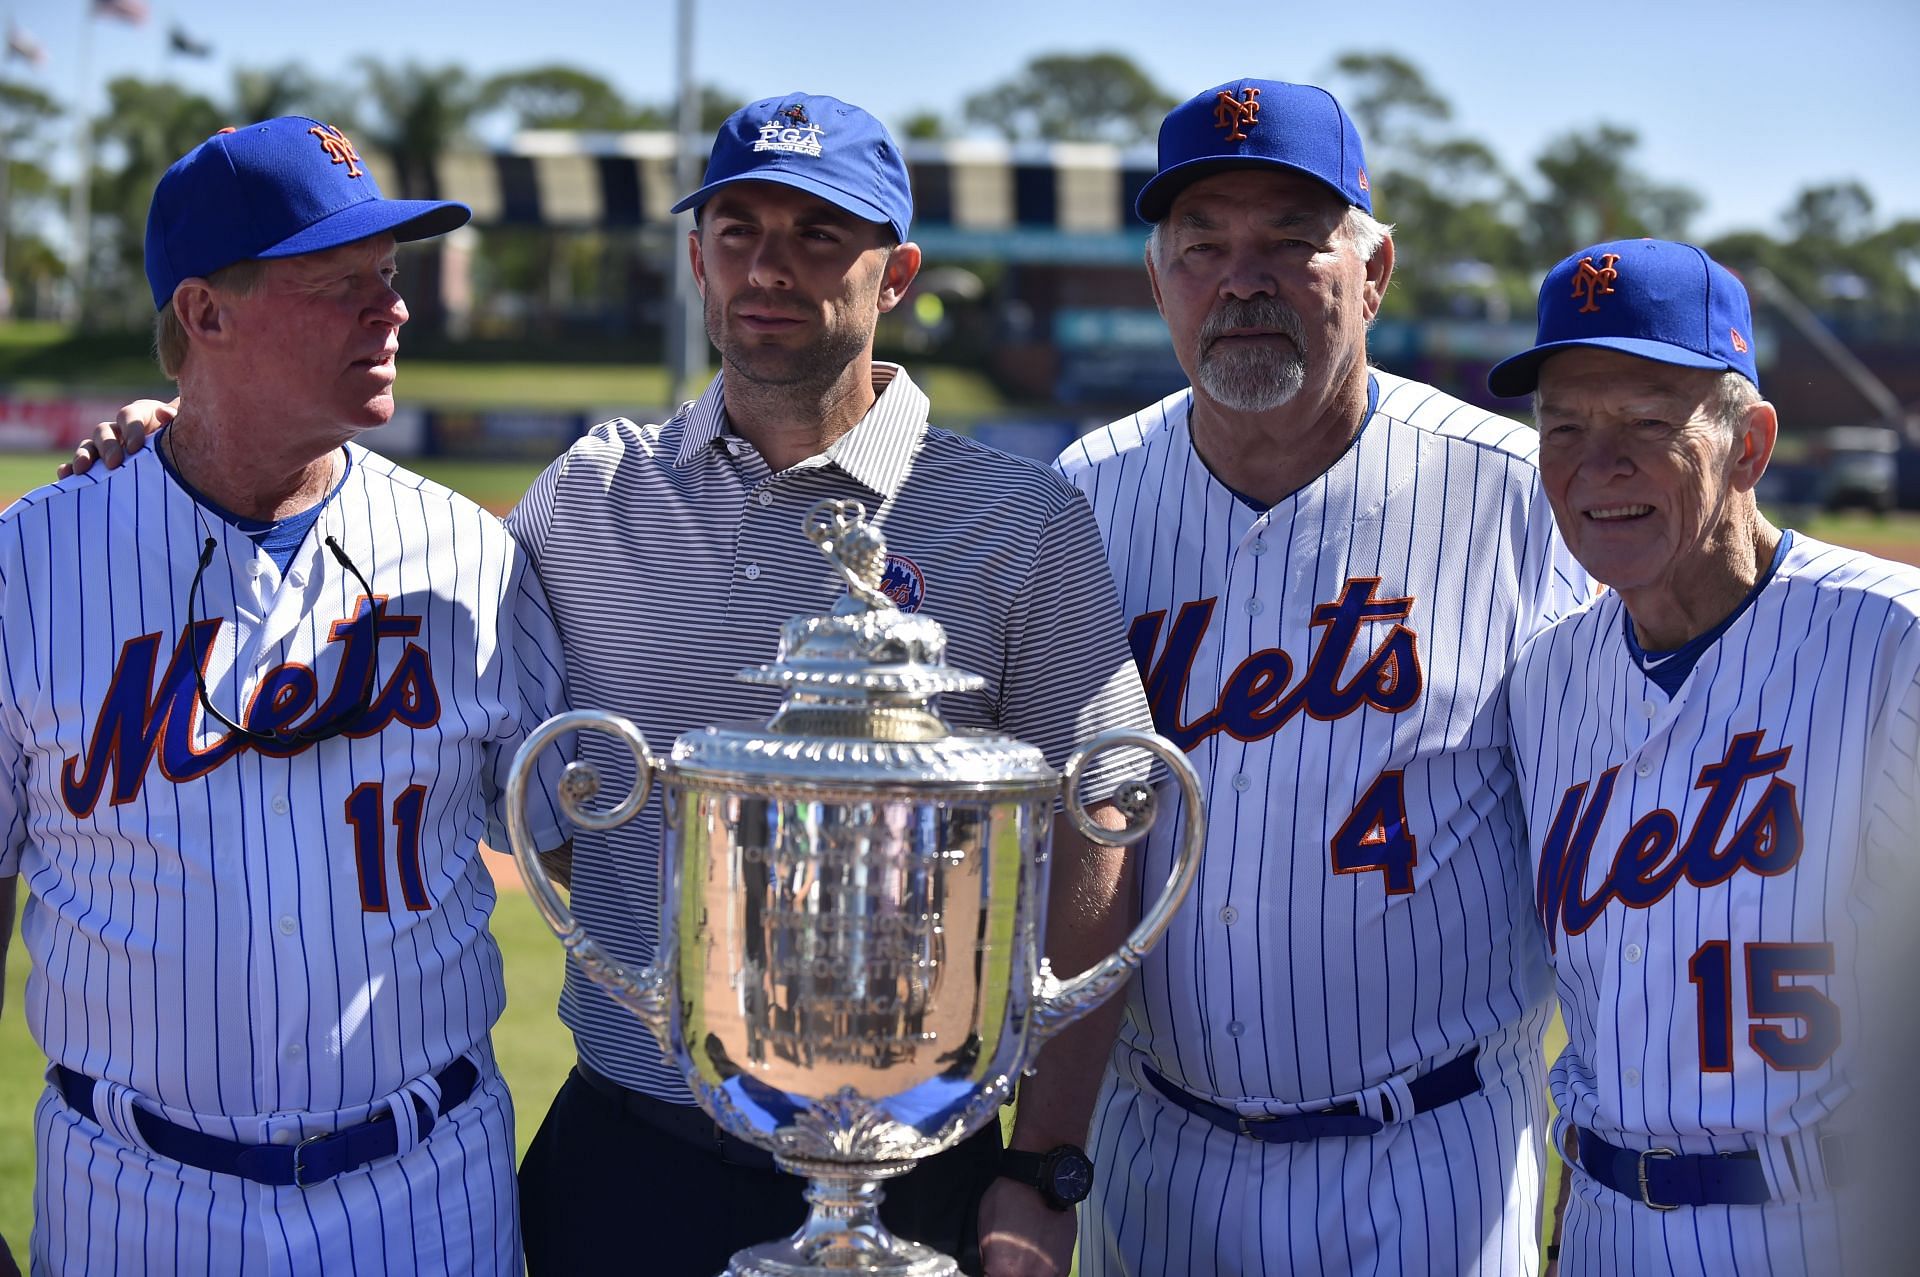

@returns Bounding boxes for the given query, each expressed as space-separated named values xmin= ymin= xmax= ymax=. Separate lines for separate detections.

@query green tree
xmin=625 ymin=85 xmax=744 ymax=134
xmin=231 ymin=63 xmax=332 ymax=125
xmin=87 ymin=77 xmax=225 ymax=325
xmin=900 ymin=110 xmax=947 ymax=142
xmin=963 ymin=52 xmax=1173 ymax=144
xmin=1326 ymin=51 xmax=1530 ymax=318
xmin=353 ymin=61 xmax=479 ymax=336
xmin=477 ymin=66 xmax=646 ymax=131
xmin=1528 ymin=124 xmax=1701 ymax=257
xmin=1329 ymin=51 xmax=1451 ymax=154
xmin=0 ymin=79 xmax=65 ymax=316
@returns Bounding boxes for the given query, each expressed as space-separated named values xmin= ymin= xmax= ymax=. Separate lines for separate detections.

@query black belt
xmin=55 ymin=1056 xmax=479 ymax=1188
xmin=1143 ymin=1048 xmax=1481 ymax=1143
xmin=1571 ymin=1126 xmax=1771 ymax=1210
xmin=574 ymin=1060 xmax=776 ymax=1170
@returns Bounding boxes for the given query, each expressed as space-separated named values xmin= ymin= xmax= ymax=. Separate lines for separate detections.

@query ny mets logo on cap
xmin=880 ymin=554 xmax=925 ymax=614
xmin=309 ymin=123 xmax=364 ymax=178
xmin=1213 ymin=87 xmax=1261 ymax=142
xmin=1570 ymin=253 xmax=1621 ymax=314
xmin=755 ymin=105 xmax=826 ymax=158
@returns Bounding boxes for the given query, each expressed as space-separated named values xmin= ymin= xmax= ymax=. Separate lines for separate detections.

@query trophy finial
xmin=805 ymin=498 xmax=893 ymax=612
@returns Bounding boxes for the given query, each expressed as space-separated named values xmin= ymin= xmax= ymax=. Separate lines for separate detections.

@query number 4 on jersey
xmin=1331 ymin=770 xmax=1417 ymax=894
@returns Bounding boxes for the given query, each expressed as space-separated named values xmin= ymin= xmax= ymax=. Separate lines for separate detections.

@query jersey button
xmin=1641 ymin=700 xmax=1658 ymax=719
xmin=1623 ymin=1068 xmax=1641 ymax=1088
xmin=1219 ymin=906 xmax=1238 ymax=925
xmin=745 ymin=564 xmax=762 ymax=581
xmin=278 ymin=916 xmax=297 ymax=936
xmin=1231 ymin=773 xmax=1251 ymax=793
xmin=246 ymin=561 xmax=264 ymax=578
xmin=757 ymin=491 xmax=774 ymax=508
xmin=1249 ymin=539 xmax=1269 ymax=556
xmin=286 ymin=1044 xmax=304 ymax=1061
xmin=1624 ymin=943 xmax=1643 ymax=964
xmin=1635 ymin=759 xmax=1654 ymax=778
xmin=271 ymin=796 xmax=290 ymax=815
xmin=1226 ymin=1020 xmax=1245 ymax=1037
xmin=1244 ymin=599 xmax=1263 ymax=616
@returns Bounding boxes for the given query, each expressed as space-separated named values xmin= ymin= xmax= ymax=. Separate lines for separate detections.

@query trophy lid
xmin=668 ymin=499 xmax=1054 ymax=789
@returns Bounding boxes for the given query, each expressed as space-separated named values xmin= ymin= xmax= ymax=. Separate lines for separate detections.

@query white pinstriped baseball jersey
xmin=1509 ymin=533 xmax=1920 ymax=1276
xmin=1057 ymin=369 xmax=1587 ymax=1276
xmin=509 ymin=362 xmax=1154 ymax=1105
xmin=0 ymin=443 xmax=570 ymax=1274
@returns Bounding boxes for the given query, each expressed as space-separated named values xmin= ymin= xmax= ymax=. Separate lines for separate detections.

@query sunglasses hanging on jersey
xmin=185 ymin=533 xmax=381 ymax=745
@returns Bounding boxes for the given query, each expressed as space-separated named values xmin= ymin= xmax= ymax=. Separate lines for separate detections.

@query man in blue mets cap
xmin=0 ymin=116 xmax=575 ymax=1275
xmin=507 ymin=90 xmax=1158 ymax=1277
xmin=1496 ymin=240 xmax=1898 ymax=1276
xmin=1055 ymin=78 xmax=1589 ymax=1276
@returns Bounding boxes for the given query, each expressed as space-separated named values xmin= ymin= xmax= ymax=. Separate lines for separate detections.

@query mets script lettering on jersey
xmin=1128 ymin=576 xmax=1422 ymax=751
xmin=61 ymin=596 xmax=439 ymax=816
xmin=1535 ymin=730 xmax=1803 ymax=952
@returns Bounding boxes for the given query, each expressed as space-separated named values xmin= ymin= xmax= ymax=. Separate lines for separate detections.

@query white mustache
xmin=1199 ymin=300 xmax=1306 ymax=355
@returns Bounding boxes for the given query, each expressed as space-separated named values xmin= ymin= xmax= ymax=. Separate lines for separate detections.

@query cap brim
xmin=1135 ymin=155 xmax=1354 ymax=223
xmin=257 ymin=197 xmax=472 ymax=260
xmin=1486 ymin=336 xmax=1734 ymax=399
xmin=670 ymin=171 xmax=906 ymax=239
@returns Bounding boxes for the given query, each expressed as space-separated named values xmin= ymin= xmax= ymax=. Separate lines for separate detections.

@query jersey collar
xmin=672 ymin=361 xmax=929 ymax=499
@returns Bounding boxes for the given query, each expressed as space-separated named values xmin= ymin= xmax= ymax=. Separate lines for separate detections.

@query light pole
xmin=664 ymin=0 xmax=706 ymax=407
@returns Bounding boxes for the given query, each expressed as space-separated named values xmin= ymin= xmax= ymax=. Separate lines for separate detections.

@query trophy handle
xmin=1029 ymin=729 xmax=1206 ymax=1042
xmin=505 ymin=710 xmax=674 ymax=1047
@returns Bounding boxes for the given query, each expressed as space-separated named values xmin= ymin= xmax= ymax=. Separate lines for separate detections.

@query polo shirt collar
xmin=671 ymin=362 xmax=929 ymax=499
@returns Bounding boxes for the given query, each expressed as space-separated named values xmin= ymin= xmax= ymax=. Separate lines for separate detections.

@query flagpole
xmin=0 ymin=14 xmax=14 ymax=319
xmin=65 ymin=7 xmax=91 ymax=325
xmin=665 ymin=0 xmax=704 ymax=406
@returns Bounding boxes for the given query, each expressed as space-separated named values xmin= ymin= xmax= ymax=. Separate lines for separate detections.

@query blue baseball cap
xmin=145 ymin=116 xmax=471 ymax=311
xmin=1488 ymin=239 xmax=1759 ymax=398
xmin=1136 ymin=78 xmax=1371 ymax=223
xmin=671 ymin=92 xmax=913 ymax=242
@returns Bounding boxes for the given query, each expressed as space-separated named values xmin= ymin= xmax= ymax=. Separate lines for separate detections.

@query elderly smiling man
xmin=1494 ymin=239 xmax=1918 ymax=1275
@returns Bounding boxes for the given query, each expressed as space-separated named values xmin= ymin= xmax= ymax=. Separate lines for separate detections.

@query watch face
xmin=1048 ymin=1149 xmax=1095 ymax=1205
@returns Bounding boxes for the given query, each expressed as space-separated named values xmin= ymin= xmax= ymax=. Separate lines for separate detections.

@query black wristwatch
xmin=998 ymin=1144 xmax=1094 ymax=1211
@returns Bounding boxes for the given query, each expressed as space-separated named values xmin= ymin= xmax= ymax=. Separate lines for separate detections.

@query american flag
xmin=92 ymin=0 xmax=151 ymax=25
xmin=5 ymin=22 xmax=46 ymax=65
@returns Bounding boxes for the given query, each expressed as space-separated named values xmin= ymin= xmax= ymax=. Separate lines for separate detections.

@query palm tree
xmin=352 ymin=60 xmax=479 ymax=338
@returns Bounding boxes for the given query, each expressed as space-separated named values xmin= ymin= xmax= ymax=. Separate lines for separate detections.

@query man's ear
xmin=875 ymin=241 xmax=922 ymax=314
xmin=1730 ymin=399 xmax=1780 ymax=494
xmin=1361 ymin=231 xmax=1394 ymax=321
xmin=687 ymin=227 xmax=707 ymax=298
xmin=172 ymin=280 xmax=232 ymax=348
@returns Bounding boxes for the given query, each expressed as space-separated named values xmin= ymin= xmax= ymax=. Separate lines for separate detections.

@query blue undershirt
xmin=1624 ymin=529 xmax=1795 ymax=697
xmin=1215 ymin=374 xmax=1381 ymax=512
xmin=157 ymin=441 xmax=353 ymax=573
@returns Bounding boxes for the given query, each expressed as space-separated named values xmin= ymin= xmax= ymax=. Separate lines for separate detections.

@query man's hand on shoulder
xmin=978 ymin=1176 xmax=1076 ymax=1277
xmin=56 ymin=398 xmax=178 ymax=478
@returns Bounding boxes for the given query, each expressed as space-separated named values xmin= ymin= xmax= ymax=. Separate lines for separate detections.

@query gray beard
xmin=1193 ymin=297 xmax=1309 ymax=412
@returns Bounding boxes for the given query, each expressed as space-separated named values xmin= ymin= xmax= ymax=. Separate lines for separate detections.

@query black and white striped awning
xmin=360 ymin=133 xmax=1159 ymax=263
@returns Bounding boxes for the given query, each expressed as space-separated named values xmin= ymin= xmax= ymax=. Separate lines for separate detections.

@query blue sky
xmin=6 ymin=0 xmax=1915 ymax=238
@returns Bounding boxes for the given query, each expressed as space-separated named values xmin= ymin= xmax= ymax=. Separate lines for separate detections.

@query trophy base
xmin=727 ymin=1238 xmax=954 ymax=1277
xmin=723 ymin=1161 xmax=958 ymax=1276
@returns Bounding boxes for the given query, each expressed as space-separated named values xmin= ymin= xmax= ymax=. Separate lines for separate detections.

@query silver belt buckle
xmin=1637 ymin=1147 xmax=1679 ymax=1210
xmin=292 ymin=1131 xmax=329 ymax=1189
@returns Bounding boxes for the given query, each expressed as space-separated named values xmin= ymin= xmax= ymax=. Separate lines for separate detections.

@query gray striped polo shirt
xmin=508 ymin=362 xmax=1154 ymax=1102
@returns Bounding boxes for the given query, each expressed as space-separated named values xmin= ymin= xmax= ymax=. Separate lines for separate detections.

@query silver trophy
xmin=506 ymin=499 xmax=1204 ymax=1277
